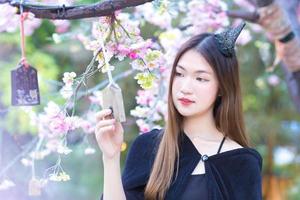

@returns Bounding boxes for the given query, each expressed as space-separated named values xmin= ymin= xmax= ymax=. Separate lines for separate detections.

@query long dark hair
xmin=144 ymin=33 xmax=250 ymax=200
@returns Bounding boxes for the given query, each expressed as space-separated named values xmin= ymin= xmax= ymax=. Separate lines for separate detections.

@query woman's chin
xmin=176 ymin=105 xmax=207 ymax=118
xmin=177 ymin=108 xmax=196 ymax=117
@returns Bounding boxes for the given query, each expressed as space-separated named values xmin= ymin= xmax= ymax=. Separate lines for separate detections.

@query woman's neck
xmin=183 ymin=111 xmax=224 ymax=141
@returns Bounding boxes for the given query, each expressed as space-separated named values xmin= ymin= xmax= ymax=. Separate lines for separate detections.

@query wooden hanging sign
xmin=28 ymin=178 xmax=41 ymax=196
xmin=101 ymin=82 xmax=126 ymax=122
xmin=11 ymin=63 xmax=40 ymax=106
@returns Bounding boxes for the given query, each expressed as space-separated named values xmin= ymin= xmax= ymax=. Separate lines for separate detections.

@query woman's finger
xmin=96 ymin=118 xmax=116 ymax=128
xmin=96 ymin=109 xmax=112 ymax=121
xmin=95 ymin=123 xmax=115 ymax=135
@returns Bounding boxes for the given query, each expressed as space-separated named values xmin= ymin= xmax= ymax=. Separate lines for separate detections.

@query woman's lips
xmin=178 ymin=98 xmax=194 ymax=106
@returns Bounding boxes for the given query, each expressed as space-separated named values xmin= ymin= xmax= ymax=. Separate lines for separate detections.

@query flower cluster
xmin=135 ymin=89 xmax=155 ymax=106
xmin=0 ymin=4 xmax=42 ymax=35
xmin=130 ymin=86 xmax=165 ymax=132
xmin=80 ymin=13 xmax=144 ymax=65
xmin=134 ymin=72 xmax=156 ymax=89
xmin=130 ymin=106 xmax=151 ymax=118
xmin=60 ymin=72 xmax=77 ymax=99
xmin=0 ymin=179 xmax=15 ymax=191
xmin=132 ymin=49 xmax=165 ymax=71
xmin=26 ymin=101 xmax=95 ymax=158
xmin=184 ymin=0 xmax=229 ymax=35
xmin=84 ymin=147 xmax=96 ymax=155
xmin=49 ymin=171 xmax=71 ymax=182
xmin=134 ymin=1 xmax=173 ymax=29
xmin=0 ymin=0 xmax=75 ymax=35
xmin=29 ymin=149 xmax=51 ymax=160
xmin=78 ymin=12 xmax=165 ymax=89
xmin=38 ymin=101 xmax=74 ymax=138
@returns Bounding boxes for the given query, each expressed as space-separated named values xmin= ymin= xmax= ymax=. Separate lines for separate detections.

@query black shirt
xmin=180 ymin=174 xmax=208 ymax=200
xmin=100 ymin=128 xmax=263 ymax=200
xmin=180 ymin=135 xmax=226 ymax=200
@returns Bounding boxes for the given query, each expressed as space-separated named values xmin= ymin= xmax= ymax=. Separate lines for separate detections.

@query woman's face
xmin=172 ymin=49 xmax=219 ymax=117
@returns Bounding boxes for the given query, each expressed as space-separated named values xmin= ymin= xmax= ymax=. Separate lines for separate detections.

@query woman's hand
xmin=95 ymin=108 xmax=124 ymax=160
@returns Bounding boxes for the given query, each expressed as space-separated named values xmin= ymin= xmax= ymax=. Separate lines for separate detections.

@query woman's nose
xmin=180 ymin=78 xmax=193 ymax=94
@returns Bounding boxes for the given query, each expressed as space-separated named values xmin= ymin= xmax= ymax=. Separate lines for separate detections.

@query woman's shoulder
xmin=122 ymin=128 xmax=163 ymax=187
xmin=209 ymin=137 xmax=263 ymax=169
xmin=224 ymin=137 xmax=262 ymax=158
xmin=223 ymin=137 xmax=242 ymax=151
xmin=127 ymin=128 xmax=163 ymax=157
xmin=221 ymin=137 xmax=244 ymax=152
xmin=132 ymin=128 xmax=163 ymax=147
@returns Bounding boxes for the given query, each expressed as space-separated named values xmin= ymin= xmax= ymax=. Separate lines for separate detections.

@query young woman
xmin=96 ymin=22 xmax=263 ymax=200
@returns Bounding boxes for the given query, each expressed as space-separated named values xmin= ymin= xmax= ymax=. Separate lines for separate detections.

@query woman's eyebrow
xmin=176 ymin=65 xmax=211 ymax=74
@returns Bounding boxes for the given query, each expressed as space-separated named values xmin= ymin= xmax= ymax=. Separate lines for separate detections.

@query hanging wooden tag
xmin=28 ymin=178 xmax=41 ymax=196
xmin=11 ymin=63 xmax=40 ymax=106
xmin=101 ymin=82 xmax=126 ymax=122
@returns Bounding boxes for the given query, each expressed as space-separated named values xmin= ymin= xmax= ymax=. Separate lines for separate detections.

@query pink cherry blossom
xmin=136 ymin=119 xmax=151 ymax=133
xmin=79 ymin=120 xmax=94 ymax=134
xmin=128 ymin=51 xmax=139 ymax=59
xmin=46 ymin=139 xmax=61 ymax=152
xmin=88 ymin=91 xmax=103 ymax=106
xmin=267 ymin=74 xmax=281 ymax=86
xmin=52 ymin=20 xmax=70 ymax=33
xmin=49 ymin=115 xmax=71 ymax=137
xmin=136 ymin=90 xmax=155 ymax=106
xmin=0 ymin=4 xmax=42 ymax=35
xmin=117 ymin=44 xmax=131 ymax=55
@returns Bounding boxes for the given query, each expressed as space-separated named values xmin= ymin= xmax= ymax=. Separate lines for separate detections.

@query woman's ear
xmin=217 ymin=89 xmax=222 ymax=96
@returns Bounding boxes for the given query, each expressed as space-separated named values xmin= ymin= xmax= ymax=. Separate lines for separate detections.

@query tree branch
xmin=255 ymin=0 xmax=274 ymax=7
xmin=1 ymin=0 xmax=153 ymax=20
xmin=228 ymin=0 xmax=274 ymax=23
xmin=226 ymin=9 xmax=259 ymax=23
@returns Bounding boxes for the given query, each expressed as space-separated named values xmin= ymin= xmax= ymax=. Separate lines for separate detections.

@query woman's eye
xmin=196 ymin=77 xmax=208 ymax=82
xmin=175 ymin=72 xmax=183 ymax=77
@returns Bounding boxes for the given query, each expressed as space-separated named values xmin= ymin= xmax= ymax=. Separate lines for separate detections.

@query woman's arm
xmin=95 ymin=108 xmax=126 ymax=200
xmin=102 ymin=153 xmax=126 ymax=200
xmin=99 ymin=128 xmax=161 ymax=200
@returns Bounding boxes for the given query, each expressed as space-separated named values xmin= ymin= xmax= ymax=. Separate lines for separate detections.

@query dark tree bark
xmin=0 ymin=0 xmax=153 ymax=20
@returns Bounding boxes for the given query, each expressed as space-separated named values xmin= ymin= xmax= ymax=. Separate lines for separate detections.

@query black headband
xmin=213 ymin=22 xmax=246 ymax=57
